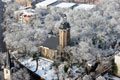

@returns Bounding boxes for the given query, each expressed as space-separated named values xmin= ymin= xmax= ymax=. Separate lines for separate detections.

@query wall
xmin=16 ymin=0 xmax=32 ymax=7
xmin=59 ymin=29 xmax=70 ymax=49
xmin=4 ymin=68 xmax=11 ymax=80
xmin=39 ymin=46 xmax=57 ymax=60
xmin=114 ymin=54 xmax=120 ymax=77
xmin=14 ymin=12 xmax=19 ymax=20
xmin=22 ymin=16 xmax=33 ymax=24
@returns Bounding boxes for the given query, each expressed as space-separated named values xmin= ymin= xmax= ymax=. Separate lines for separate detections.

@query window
xmin=6 ymin=70 xmax=8 ymax=74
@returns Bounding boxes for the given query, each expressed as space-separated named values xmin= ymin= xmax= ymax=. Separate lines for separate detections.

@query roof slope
xmin=41 ymin=36 xmax=59 ymax=50
xmin=36 ymin=0 xmax=57 ymax=7
xmin=74 ymin=4 xmax=95 ymax=10
xmin=56 ymin=2 xmax=76 ymax=8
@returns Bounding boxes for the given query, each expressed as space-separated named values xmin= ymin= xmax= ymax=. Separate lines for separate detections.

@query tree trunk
xmin=34 ymin=59 xmax=38 ymax=72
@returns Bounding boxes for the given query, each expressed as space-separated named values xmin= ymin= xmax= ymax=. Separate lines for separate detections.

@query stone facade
xmin=4 ymin=69 xmax=11 ymax=80
xmin=16 ymin=0 xmax=32 ymax=7
xmin=114 ymin=53 xmax=120 ymax=77
xmin=39 ymin=46 xmax=57 ymax=60
xmin=14 ymin=11 xmax=19 ymax=20
xmin=59 ymin=28 xmax=70 ymax=49
xmin=4 ymin=52 xmax=12 ymax=80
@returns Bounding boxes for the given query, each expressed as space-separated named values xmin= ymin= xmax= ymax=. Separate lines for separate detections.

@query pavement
xmin=0 ymin=1 xmax=8 ymax=80
xmin=0 ymin=71 xmax=4 ymax=80
xmin=0 ymin=0 xmax=6 ymax=52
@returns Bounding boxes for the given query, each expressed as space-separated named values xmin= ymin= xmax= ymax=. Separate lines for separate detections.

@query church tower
xmin=59 ymin=15 xmax=71 ymax=49
xmin=4 ymin=52 xmax=12 ymax=80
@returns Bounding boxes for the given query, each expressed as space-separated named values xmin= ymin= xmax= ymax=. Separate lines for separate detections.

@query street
xmin=0 ymin=71 xmax=4 ymax=80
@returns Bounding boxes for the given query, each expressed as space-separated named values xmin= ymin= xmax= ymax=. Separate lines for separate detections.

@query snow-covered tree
xmin=12 ymin=68 xmax=30 ymax=80
xmin=96 ymin=76 xmax=106 ymax=80
xmin=83 ymin=75 xmax=92 ymax=80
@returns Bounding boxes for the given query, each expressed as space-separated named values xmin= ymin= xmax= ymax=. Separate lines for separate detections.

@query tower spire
xmin=59 ymin=14 xmax=70 ymax=29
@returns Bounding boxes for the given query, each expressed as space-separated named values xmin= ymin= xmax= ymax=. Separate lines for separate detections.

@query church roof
xmin=41 ymin=36 xmax=59 ymax=50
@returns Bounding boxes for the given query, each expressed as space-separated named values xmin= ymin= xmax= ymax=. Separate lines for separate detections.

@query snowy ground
xmin=18 ymin=57 xmax=80 ymax=80
xmin=104 ymin=73 xmax=120 ymax=80
xmin=19 ymin=57 xmax=58 ymax=80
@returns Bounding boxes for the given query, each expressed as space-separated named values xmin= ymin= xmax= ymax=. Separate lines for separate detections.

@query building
xmin=16 ymin=0 xmax=32 ymax=7
xmin=39 ymin=17 xmax=71 ymax=59
xmin=35 ymin=0 xmax=58 ymax=9
xmin=114 ymin=53 xmax=120 ymax=77
xmin=74 ymin=4 xmax=95 ymax=10
xmin=59 ymin=21 xmax=71 ymax=49
xmin=55 ymin=2 xmax=76 ymax=9
xmin=39 ymin=36 xmax=59 ymax=59
xmin=14 ymin=8 xmax=36 ymax=24
xmin=74 ymin=0 xmax=103 ymax=4
xmin=4 ymin=52 xmax=12 ymax=80
xmin=21 ymin=9 xmax=36 ymax=24
xmin=14 ymin=9 xmax=24 ymax=20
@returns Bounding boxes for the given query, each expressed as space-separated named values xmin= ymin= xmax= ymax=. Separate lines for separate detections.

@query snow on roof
xmin=19 ymin=57 xmax=57 ymax=80
xmin=19 ymin=6 xmax=32 ymax=10
xmin=41 ymin=36 xmax=59 ymax=50
xmin=15 ymin=9 xmax=35 ymax=16
xmin=74 ymin=4 xmax=95 ymax=10
xmin=2 ymin=0 xmax=11 ymax=2
xmin=55 ymin=2 xmax=76 ymax=8
xmin=23 ymin=10 xmax=35 ymax=16
xmin=14 ymin=10 xmax=25 ymax=15
xmin=36 ymin=0 xmax=57 ymax=8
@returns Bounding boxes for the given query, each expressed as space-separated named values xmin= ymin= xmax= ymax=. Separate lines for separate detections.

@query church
xmin=39 ymin=16 xmax=71 ymax=60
